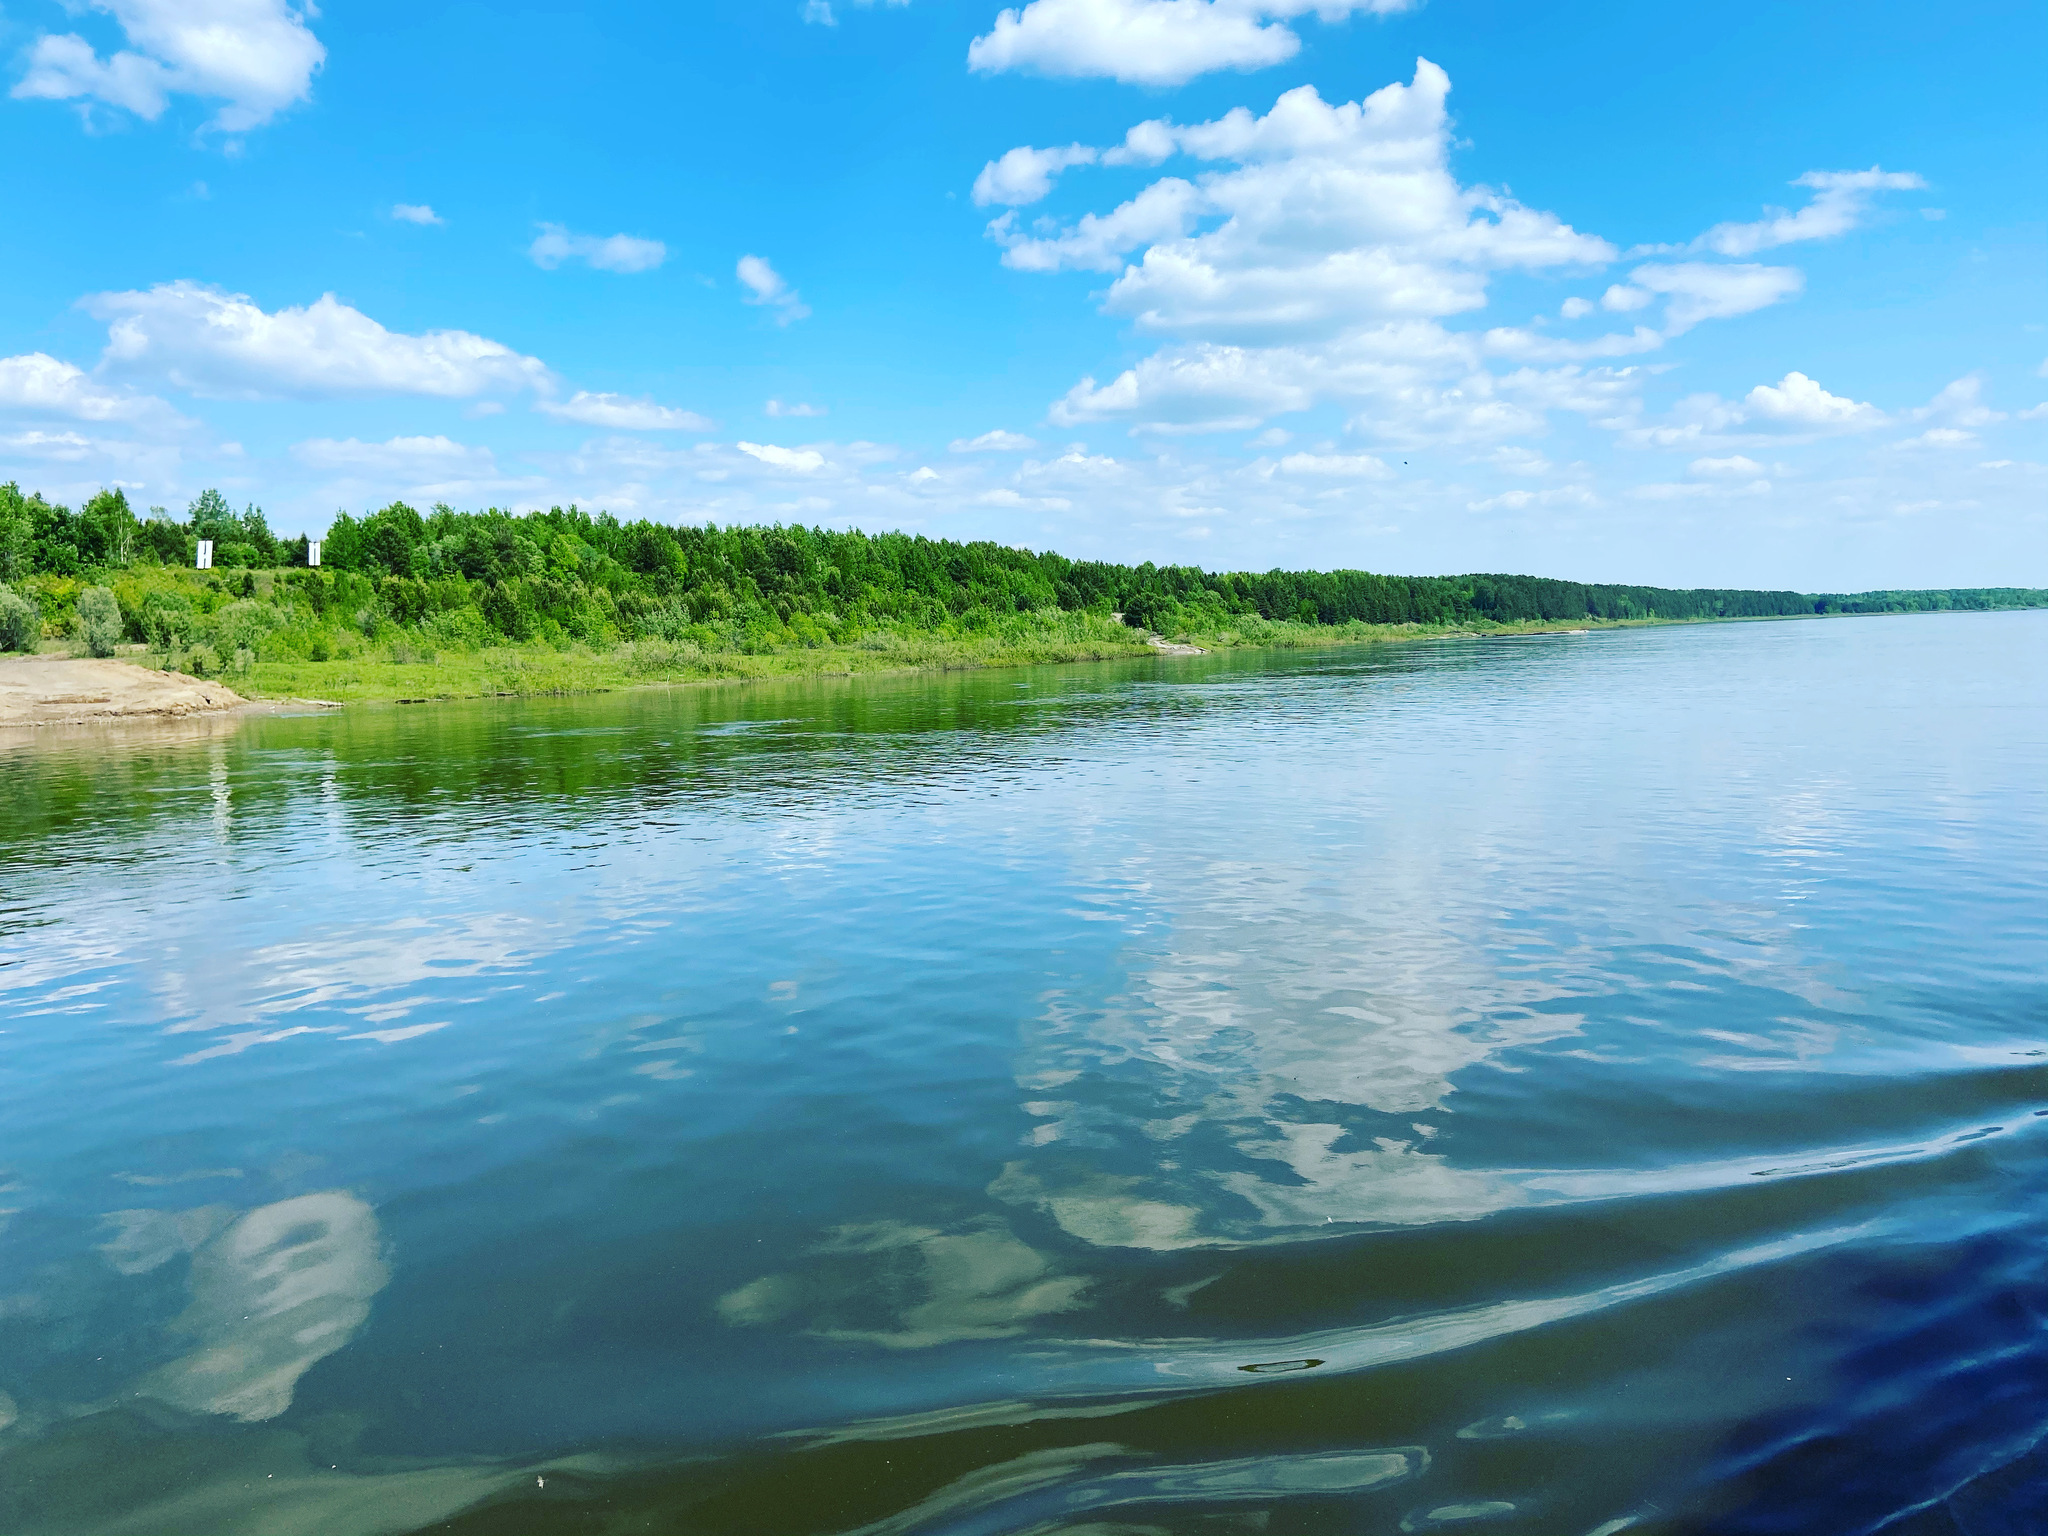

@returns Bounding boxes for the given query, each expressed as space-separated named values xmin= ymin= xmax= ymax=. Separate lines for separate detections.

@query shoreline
xmin=3 ymin=606 xmax=2031 ymax=728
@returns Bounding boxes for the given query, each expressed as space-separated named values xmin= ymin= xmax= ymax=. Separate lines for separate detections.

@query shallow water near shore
xmin=2 ymin=610 xmax=2044 ymax=1535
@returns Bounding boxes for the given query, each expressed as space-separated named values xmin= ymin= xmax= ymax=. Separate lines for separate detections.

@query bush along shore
xmin=2 ymin=484 xmax=2043 ymax=705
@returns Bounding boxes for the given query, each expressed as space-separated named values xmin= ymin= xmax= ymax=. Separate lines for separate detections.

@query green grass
xmin=221 ymin=610 xmax=1676 ymax=706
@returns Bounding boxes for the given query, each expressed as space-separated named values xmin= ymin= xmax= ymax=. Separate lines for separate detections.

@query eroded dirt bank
xmin=0 ymin=655 xmax=246 ymax=727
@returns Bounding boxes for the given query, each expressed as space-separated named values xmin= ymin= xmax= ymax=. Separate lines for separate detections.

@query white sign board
xmin=307 ymin=540 xmax=322 ymax=568
xmin=196 ymin=539 xmax=214 ymax=570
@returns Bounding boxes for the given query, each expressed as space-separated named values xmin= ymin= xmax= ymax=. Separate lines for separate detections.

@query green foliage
xmin=0 ymin=584 xmax=39 ymax=651
xmin=1 ymin=483 xmax=40 ymax=581
xmin=140 ymin=589 xmax=197 ymax=659
xmin=75 ymin=586 xmax=122 ymax=657
xmin=1 ymin=481 xmax=2043 ymax=685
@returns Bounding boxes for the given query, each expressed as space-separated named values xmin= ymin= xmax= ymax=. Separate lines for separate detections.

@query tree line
xmin=2 ymin=484 xmax=2042 ymax=660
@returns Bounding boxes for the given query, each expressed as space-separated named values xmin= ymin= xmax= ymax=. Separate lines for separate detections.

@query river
xmin=2 ymin=610 xmax=2043 ymax=1535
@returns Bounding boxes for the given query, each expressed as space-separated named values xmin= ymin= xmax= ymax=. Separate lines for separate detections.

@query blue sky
xmin=1 ymin=0 xmax=2042 ymax=588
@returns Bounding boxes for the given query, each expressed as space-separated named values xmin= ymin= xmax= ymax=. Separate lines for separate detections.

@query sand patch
xmin=0 ymin=655 xmax=245 ymax=726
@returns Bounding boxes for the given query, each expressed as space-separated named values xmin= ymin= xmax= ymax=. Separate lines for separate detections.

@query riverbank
xmin=212 ymin=612 xmax=1666 ymax=707
xmin=0 ymin=654 xmax=250 ymax=727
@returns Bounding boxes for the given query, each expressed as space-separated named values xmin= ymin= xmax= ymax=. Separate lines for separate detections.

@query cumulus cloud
xmin=1624 ymin=371 xmax=1884 ymax=449
xmin=998 ymin=66 xmax=1613 ymax=334
xmin=967 ymin=0 xmax=1416 ymax=88
xmin=765 ymin=398 xmax=827 ymax=417
xmin=737 ymin=256 xmax=810 ymax=323
xmin=83 ymin=281 xmax=552 ymax=400
xmin=1004 ymin=64 xmax=1651 ymax=443
xmin=0 ymin=352 xmax=185 ymax=425
xmin=950 ymin=429 xmax=1039 ymax=452
xmin=529 ymin=224 xmax=667 ymax=274
xmin=391 ymin=203 xmax=443 ymax=226
xmin=1744 ymin=370 xmax=1881 ymax=429
xmin=1692 ymin=168 xmax=1927 ymax=257
xmin=535 ymin=391 xmax=713 ymax=431
xmin=12 ymin=0 xmax=325 ymax=133
xmin=973 ymin=143 xmax=1098 ymax=206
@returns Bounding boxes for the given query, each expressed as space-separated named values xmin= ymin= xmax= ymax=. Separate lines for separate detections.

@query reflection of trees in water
xmin=0 ymin=644 xmax=1452 ymax=869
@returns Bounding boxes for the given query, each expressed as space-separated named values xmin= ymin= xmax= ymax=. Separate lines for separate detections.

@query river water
xmin=1 ymin=611 xmax=2043 ymax=1535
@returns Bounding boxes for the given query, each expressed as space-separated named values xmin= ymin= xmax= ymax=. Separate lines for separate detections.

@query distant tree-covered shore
xmin=2 ymin=484 xmax=2040 ymax=675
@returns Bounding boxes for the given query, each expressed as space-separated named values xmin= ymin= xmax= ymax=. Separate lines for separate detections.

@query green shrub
xmin=141 ymin=590 xmax=197 ymax=658
xmin=208 ymin=599 xmax=282 ymax=660
xmin=0 ymin=585 xmax=39 ymax=651
xmin=185 ymin=643 xmax=221 ymax=677
xmin=75 ymin=586 xmax=122 ymax=657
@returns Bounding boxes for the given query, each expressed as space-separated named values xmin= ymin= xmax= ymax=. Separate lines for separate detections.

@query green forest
xmin=2 ymin=483 xmax=2041 ymax=695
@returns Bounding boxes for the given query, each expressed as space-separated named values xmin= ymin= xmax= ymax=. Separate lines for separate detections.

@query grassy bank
xmin=222 ymin=611 xmax=1663 ymax=705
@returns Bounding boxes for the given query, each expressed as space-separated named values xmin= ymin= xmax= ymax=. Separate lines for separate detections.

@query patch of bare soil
xmin=0 ymin=655 xmax=247 ymax=727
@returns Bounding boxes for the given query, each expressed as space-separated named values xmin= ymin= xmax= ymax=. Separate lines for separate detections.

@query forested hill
xmin=1 ymin=486 xmax=2041 ymax=655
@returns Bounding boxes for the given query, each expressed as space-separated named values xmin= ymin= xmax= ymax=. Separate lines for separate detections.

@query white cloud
xmin=1627 ymin=262 xmax=1804 ymax=334
xmin=1487 ymin=445 xmax=1552 ymax=476
xmin=998 ymin=67 xmax=1615 ymax=334
xmin=998 ymin=63 xmax=1648 ymax=442
xmin=989 ymin=181 xmax=1203 ymax=275
xmin=967 ymin=0 xmax=1416 ymax=88
xmin=736 ymin=441 xmax=826 ymax=472
xmin=1632 ymin=478 xmax=1770 ymax=501
xmin=1690 ymin=454 xmax=1766 ymax=477
xmin=1895 ymin=427 xmax=1977 ymax=450
xmin=291 ymin=435 xmax=494 ymax=474
xmin=1909 ymin=375 xmax=2004 ymax=430
xmin=950 ymin=429 xmax=1039 ymax=452
xmin=0 ymin=429 xmax=96 ymax=461
xmin=1744 ymin=371 xmax=1880 ymax=429
xmin=737 ymin=256 xmax=810 ymax=323
xmin=1625 ymin=371 xmax=1883 ymax=449
xmin=766 ymin=398 xmax=827 ymax=417
xmin=528 ymin=224 xmax=667 ymax=274
xmin=1601 ymin=284 xmax=1652 ymax=313
xmin=12 ymin=0 xmax=325 ymax=133
xmin=1272 ymin=451 xmax=1391 ymax=478
xmin=0 ymin=351 xmax=185 ymax=425
xmin=1467 ymin=485 xmax=1597 ymax=513
xmin=1559 ymin=296 xmax=1593 ymax=319
xmin=806 ymin=0 xmax=906 ymax=22
xmin=1693 ymin=168 xmax=1926 ymax=257
xmin=535 ymin=392 xmax=713 ymax=431
xmin=84 ymin=281 xmax=552 ymax=400
xmin=391 ymin=203 xmax=443 ymax=226
xmin=973 ymin=143 xmax=1098 ymax=206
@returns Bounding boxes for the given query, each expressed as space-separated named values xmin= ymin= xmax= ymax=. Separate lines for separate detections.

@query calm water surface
xmin=2 ymin=612 xmax=2044 ymax=1535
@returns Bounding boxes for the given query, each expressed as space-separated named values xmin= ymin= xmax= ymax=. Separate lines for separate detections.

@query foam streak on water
xmin=1 ymin=610 xmax=2044 ymax=1536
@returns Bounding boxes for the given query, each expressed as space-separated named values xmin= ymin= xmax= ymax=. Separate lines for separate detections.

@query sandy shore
xmin=0 ymin=655 xmax=249 ymax=727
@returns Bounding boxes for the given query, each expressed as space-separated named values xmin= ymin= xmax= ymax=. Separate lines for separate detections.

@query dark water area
xmin=1 ymin=610 xmax=2043 ymax=1536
